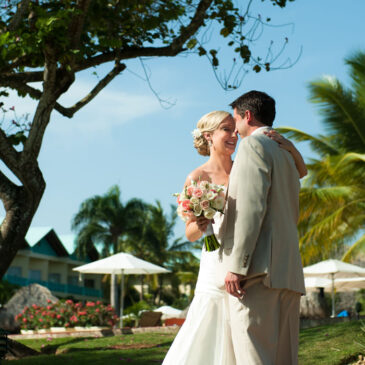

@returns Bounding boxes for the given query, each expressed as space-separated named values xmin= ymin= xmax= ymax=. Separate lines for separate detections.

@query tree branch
xmin=1 ymin=0 xmax=213 ymax=84
xmin=7 ymin=0 xmax=31 ymax=32
xmin=22 ymin=45 xmax=60 ymax=161
xmin=55 ymin=62 xmax=126 ymax=118
xmin=0 ymin=129 xmax=20 ymax=173
xmin=0 ymin=71 xmax=44 ymax=85
xmin=0 ymin=170 xmax=17 ymax=207
xmin=69 ymin=0 xmax=91 ymax=50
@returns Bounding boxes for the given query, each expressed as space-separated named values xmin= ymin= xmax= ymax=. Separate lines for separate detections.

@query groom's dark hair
xmin=230 ymin=90 xmax=276 ymax=127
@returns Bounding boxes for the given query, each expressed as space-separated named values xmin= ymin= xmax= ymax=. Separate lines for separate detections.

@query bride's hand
xmin=264 ymin=130 xmax=294 ymax=152
xmin=196 ymin=216 xmax=210 ymax=233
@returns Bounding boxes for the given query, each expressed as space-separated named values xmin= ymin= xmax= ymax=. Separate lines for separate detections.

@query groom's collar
xmin=250 ymin=126 xmax=272 ymax=136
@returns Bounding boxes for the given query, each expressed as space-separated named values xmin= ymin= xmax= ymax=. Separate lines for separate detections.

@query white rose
xmin=212 ymin=196 xmax=225 ymax=211
xmin=204 ymin=208 xmax=216 ymax=220
xmin=190 ymin=197 xmax=199 ymax=205
xmin=193 ymin=204 xmax=202 ymax=216
xmin=206 ymin=191 xmax=217 ymax=201
xmin=199 ymin=181 xmax=210 ymax=190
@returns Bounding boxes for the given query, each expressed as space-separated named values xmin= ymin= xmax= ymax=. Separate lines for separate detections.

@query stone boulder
xmin=300 ymin=290 xmax=327 ymax=319
xmin=0 ymin=284 xmax=58 ymax=332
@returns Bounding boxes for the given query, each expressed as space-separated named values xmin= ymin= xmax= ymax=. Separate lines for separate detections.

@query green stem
xmin=204 ymin=234 xmax=220 ymax=252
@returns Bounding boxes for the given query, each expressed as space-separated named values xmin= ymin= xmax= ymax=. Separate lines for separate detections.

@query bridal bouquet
xmin=174 ymin=180 xmax=225 ymax=251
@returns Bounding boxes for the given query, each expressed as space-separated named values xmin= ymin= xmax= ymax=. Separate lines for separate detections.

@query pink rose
xmin=186 ymin=186 xmax=194 ymax=196
xmin=200 ymin=200 xmax=210 ymax=210
xmin=182 ymin=200 xmax=191 ymax=210
xmin=193 ymin=188 xmax=203 ymax=198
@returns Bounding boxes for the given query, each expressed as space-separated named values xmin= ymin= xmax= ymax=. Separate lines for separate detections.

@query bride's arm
xmin=186 ymin=216 xmax=209 ymax=242
xmin=264 ymin=130 xmax=308 ymax=178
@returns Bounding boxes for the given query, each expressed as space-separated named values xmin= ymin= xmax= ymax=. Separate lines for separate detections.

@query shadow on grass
xmin=39 ymin=336 xmax=102 ymax=354
xmin=4 ymin=346 xmax=171 ymax=365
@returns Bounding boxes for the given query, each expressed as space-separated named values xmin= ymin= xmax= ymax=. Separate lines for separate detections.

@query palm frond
xmin=276 ymin=126 xmax=338 ymax=156
xmin=298 ymin=185 xmax=355 ymax=221
xmin=300 ymin=198 xmax=365 ymax=247
xmin=341 ymin=233 xmax=365 ymax=263
xmin=345 ymin=51 xmax=365 ymax=107
xmin=309 ymin=78 xmax=365 ymax=150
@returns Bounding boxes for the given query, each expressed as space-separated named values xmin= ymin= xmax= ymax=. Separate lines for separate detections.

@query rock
xmin=300 ymin=291 xmax=327 ymax=319
xmin=0 ymin=307 xmax=18 ymax=333
xmin=0 ymin=284 xmax=58 ymax=332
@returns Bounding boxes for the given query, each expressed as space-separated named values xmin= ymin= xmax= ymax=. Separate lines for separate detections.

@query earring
xmin=208 ymin=140 xmax=212 ymax=148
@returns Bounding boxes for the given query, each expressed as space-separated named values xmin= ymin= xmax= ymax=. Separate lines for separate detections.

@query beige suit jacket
xmin=218 ymin=128 xmax=306 ymax=294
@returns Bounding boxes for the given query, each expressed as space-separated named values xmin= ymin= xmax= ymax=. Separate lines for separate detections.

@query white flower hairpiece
xmin=192 ymin=128 xmax=202 ymax=139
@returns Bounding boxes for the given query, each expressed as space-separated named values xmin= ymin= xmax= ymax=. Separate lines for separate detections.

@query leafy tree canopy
xmin=0 ymin=0 xmax=296 ymax=279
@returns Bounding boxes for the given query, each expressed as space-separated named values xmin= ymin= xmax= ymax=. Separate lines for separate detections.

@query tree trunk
xmin=0 ymin=166 xmax=45 ymax=278
xmin=0 ymin=60 xmax=73 ymax=279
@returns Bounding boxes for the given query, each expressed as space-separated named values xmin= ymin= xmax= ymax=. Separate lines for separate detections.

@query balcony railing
xmin=4 ymin=275 xmax=102 ymax=298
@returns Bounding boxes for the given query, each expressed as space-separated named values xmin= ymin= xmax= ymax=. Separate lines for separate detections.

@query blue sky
xmin=1 ymin=0 xmax=365 ymax=250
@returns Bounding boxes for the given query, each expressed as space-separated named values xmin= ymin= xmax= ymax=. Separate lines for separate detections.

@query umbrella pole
xmin=120 ymin=269 xmax=125 ymax=329
xmin=110 ymin=273 xmax=116 ymax=308
xmin=331 ymin=273 xmax=335 ymax=318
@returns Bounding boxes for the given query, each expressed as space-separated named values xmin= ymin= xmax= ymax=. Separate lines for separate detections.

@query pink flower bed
xmin=15 ymin=299 xmax=118 ymax=330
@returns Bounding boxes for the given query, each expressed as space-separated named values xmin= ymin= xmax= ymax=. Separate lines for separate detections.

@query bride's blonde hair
xmin=194 ymin=111 xmax=230 ymax=156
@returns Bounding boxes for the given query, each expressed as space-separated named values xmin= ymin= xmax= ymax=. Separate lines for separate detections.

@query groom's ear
xmin=245 ymin=110 xmax=254 ymax=124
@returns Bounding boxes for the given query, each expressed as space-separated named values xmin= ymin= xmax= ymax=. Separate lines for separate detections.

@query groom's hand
xmin=225 ymin=272 xmax=246 ymax=298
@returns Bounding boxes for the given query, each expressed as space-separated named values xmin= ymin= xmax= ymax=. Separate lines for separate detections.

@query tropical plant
xmin=72 ymin=185 xmax=147 ymax=258
xmin=15 ymin=299 xmax=118 ymax=330
xmin=0 ymin=279 xmax=20 ymax=305
xmin=278 ymin=51 xmax=365 ymax=265
xmin=123 ymin=200 xmax=199 ymax=305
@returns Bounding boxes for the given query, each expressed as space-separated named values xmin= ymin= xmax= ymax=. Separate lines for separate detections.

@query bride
xmin=162 ymin=111 xmax=307 ymax=365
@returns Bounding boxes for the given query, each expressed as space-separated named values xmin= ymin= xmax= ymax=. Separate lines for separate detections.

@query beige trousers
xmin=228 ymin=277 xmax=301 ymax=365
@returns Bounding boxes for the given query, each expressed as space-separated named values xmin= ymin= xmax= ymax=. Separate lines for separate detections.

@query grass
xmin=4 ymin=321 xmax=364 ymax=365
xmin=298 ymin=321 xmax=364 ymax=365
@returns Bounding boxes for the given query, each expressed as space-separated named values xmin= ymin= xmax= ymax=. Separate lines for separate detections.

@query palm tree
xmin=122 ymin=201 xmax=198 ymax=304
xmin=72 ymin=185 xmax=147 ymax=258
xmin=278 ymin=51 xmax=365 ymax=265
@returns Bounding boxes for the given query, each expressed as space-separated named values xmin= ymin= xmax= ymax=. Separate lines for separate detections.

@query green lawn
xmin=4 ymin=321 xmax=364 ymax=365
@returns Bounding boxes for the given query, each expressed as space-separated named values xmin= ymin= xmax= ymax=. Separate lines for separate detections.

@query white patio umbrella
xmin=154 ymin=305 xmax=182 ymax=320
xmin=305 ymin=276 xmax=365 ymax=292
xmin=303 ymin=259 xmax=365 ymax=317
xmin=304 ymin=277 xmax=332 ymax=291
xmin=332 ymin=277 xmax=365 ymax=291
xmin=73 ymin=252 xmax=170 ymax=327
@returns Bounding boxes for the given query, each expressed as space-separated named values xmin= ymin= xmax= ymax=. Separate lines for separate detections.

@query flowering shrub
xmin=15 ymin=299 xmax=118 ymax=330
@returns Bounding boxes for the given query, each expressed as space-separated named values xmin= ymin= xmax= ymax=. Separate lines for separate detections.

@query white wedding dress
xmin=162 ymin=213 xmax=236 ymax=365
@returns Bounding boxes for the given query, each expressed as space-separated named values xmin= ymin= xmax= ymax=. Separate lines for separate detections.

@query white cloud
xmin=53 ymin=80 xmax=164 ymax=132
xmin=2 ymin=80 xmax=168 ymax=135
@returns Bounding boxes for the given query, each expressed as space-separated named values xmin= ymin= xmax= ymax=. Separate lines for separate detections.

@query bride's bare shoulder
xmin=184 ymin=165 xmax=209 ymax=186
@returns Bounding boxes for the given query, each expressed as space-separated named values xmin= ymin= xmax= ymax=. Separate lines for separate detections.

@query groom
xmin=219 ymin=91 xmax=305 ymax=364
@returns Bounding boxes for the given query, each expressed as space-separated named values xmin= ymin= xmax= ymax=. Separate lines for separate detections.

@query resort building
xmin=4 ymin=227 xmax=103 ymax=301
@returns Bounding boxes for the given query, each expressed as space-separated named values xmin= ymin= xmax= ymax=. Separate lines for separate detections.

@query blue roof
xmin=0 ymin=216 xmax=96 ymax=262
xmin=25 ymin=227 xmax=53 ymax=247
xmin=58 ymin=234 xmax=77 ymax=255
